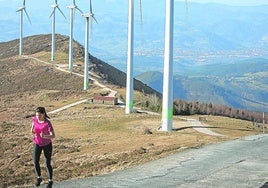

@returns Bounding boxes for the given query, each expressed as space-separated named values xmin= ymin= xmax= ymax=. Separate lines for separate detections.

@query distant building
xmin=93 ymin=96 xmax=118 ymax=105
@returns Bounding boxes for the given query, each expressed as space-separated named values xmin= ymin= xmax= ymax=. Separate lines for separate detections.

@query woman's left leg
xmin=33 ymin=144 xmax=42 ymax=177
xmin=43 ymin=143 xmax=53 ymax=180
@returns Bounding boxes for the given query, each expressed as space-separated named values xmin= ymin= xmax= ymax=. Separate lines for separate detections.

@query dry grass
xmin=0 ymin=52 xmax=265 ymax=188
xmin=0 ymin=93 xmax=263 ymax=188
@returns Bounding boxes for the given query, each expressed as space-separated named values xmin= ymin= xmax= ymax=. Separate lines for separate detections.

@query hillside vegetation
xmin=0 ymin=35 xmax=265 ymax=187
xmin=136 ymin=58 xmax=268 ymax=112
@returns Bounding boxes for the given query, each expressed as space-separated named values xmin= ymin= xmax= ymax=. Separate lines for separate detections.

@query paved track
xmin=51 ymin=134 xmax=268 ymax=188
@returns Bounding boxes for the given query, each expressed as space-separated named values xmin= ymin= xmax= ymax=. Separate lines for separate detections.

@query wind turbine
xmin=50 ymin=0 xmax=66 ymax=61
xmin=67 ymin=0 xmax=83 ymax=72
xmin=16 ymin=0 xmax=31 ymax=56
xmin=125 ymin=0 xmax=134 ymax=114
xmin=82 ymin=0 xmax=98 ymax=90
xmin=125 ymin=0 xmax=143 ymax=114
xmin=161 ymin=0 xmax=174 ymax=131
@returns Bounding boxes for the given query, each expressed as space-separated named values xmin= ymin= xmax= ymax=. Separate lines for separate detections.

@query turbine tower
xmin=67 ymin=0 xmax=83 ymax=72
xmin=125 ymin=0 xmax=134 ymax=114
xmin=50 ymin=0 xmax=66 ymax=61
xmin=125 ymin=0 xmax=143 ymax=114
xmin=16 ymin=0 xmax=31 ymax=56
xmin=82 ymin=0 xmax=98 ymax=90
xmin=161 ymin=0 xmax=174 ymax=131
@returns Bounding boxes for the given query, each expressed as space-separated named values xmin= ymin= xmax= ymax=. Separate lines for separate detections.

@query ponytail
xmin=35 ymin=107 xmax=50 ymax=119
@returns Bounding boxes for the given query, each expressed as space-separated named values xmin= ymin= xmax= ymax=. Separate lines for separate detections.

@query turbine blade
xmin=49 ymin=9 xmax=55 ymax=18
xmin=24 ymin=9 xmax=32 ymax=24
xmin=89 ymin=0 xmax=93 ymax=14
xmin=139 ymin=0 xmax=144 ymax=51
xmin=185 ymin=0 xmax=189 ymax=29
xmin=139 ymin=0 xmax=143 ymax=28
xmin=73 ymin=8 xmax=76 ymax=20
xmin=92 ymin=15 xmax=98 ymax=24
xmin=57 ymin=7 xmax=66 ymax=19
xmin=23 ymin=0 xmax=26 ymax=6
xmin=89 ymin=0 xmax=97 ymax=23
xmin=76 ymin=7 xmax=83 ymax=14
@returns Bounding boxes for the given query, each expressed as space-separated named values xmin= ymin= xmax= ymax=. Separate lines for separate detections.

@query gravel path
xmin=187 ymin=118 xmax=225 ymax=137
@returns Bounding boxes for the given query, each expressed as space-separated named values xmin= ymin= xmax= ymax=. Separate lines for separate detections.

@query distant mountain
xmin=136 ymin=59 xmax=268 ymax=112
xmin=1 ymin=2 xmax=268 ymax=73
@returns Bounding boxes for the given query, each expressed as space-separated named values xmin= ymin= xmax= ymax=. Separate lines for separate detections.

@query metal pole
xmin=51 ymin=8 xmax=56 ymax=61
xmin=84 ymin=16 xmax=89 ymax=90
xmin=19 ymin=11 xmax=23 ymax=56
xmin=125 ymin=0 xmax=134 ymax=114
xmin=161 ymin=0 xmax=174 ymax=131
xmin=68 ymin=7 xmax=74 ymax=72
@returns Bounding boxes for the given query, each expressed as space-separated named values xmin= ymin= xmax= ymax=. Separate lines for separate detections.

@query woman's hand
xmin=40 ymin=131 xmax=55 ymax=139
xmin=40 ymin=132 xmax=44 ymax=138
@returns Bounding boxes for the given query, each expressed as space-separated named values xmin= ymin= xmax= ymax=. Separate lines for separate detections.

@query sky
xmin=176 ymin=0 xmax=268 ymax=6
xmin=2 ymin=0 xmax=268 ymax=6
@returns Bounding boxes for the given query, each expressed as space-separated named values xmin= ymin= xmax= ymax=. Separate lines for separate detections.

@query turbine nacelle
xmin=82 ymin=13 xmax=91 ymax=18
xmin=51 ymin=4 xmax=59 ymax=8
xmin=67 ymin=5 xmax=77 ymax=9
xmin=50 ymin=2 xmax=66 ymax=19
xmin=17 ymin=4 xmax=31 ymax=24
xmin=67 ymin=3 xmax=83 ymax=14
xmin=16 ymin=6 xmax=26 ymax=12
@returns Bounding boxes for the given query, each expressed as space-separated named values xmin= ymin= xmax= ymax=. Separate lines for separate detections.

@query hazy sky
xmin=176 ymin=0 xmax=268 ymax=6
xmin=2 ymin=0 xmax=268 ymax=5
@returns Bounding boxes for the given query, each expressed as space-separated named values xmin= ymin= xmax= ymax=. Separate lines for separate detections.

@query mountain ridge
xmin=136 ymin=58 xmax=268 ymax=113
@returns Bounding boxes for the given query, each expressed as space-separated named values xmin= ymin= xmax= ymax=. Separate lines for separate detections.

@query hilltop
xmin=0 ymin=35 xmax=264 ymax=188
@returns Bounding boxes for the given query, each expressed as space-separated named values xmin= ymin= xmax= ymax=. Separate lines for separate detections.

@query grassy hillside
xmin=0 ymin=34 xmax=160 ymax=98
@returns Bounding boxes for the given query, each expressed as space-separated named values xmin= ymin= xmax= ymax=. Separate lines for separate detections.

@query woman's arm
xmin=31 ymin=123 xmax=35 ymax=134
xmin=41 ymin=130 xmax=55 ymax=139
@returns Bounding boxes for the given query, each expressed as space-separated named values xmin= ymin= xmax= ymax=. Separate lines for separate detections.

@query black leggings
xmin=33 ymin=143 xmax=53 ymax=179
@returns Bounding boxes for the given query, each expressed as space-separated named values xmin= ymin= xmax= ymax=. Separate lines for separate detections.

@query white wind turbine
xmin=125 ymin=0 xmax=134 ymax=114
xmin=50 ymin=0 xmax=66 ymax=61
xmin=82 ymin=0 xmax=98 ymax=90
xmin=67 ymin=0 xmax=83 ymax=72
xmin=125 ymin=0 xmax=143 ymax=114
xmin=161 ymin=0 xmax=174 ymax=131
xmin=16 ymin=0 xmax=31 ymax=56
